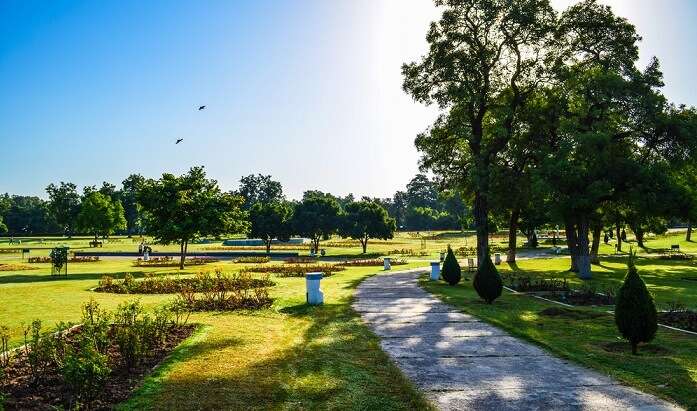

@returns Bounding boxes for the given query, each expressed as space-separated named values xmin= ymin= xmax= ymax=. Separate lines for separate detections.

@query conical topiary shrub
xmin=441 ymin=246 xmax=461 ymax=286
xmin=614 ymin=249 xmax=657 ymax=355
xmin=473 ymin=249 xmax=502 ymax=304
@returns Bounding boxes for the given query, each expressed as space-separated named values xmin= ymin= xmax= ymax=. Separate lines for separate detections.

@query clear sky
xmin=1 ymin=0 xmax=696 ymax=200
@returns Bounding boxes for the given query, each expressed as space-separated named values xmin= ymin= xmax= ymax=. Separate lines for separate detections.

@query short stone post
xmin=383 ymin=257 xmax=392 ymax=270
xmin=305 ymin=272 xmax=324 ymax=305
xmin=439 ymin=252 xmax=445 ymax=262
xmin=430 ymin=261 xmax=440 ymax=281
xmin=143 ymin=250 xmax=150 ymax=261
xmin=494 ymin=253 xmax=501 ymax=265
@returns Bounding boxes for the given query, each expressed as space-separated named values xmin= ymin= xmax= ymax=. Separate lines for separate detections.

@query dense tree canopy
xmin=236 ymin=174 xmax=284 ymax=209
xmin=292 ymin=194 xmax=341 ymax=252
xmin=46 ymin=182 xmax=81 ymax=236
xmin=138 ymin=167 xmax=248 ymax=269
xmin=249 ymin=201 xmax=293 ymax=253
xmin=77 ymin=192 xmax=127 ymax=243
xmin=339 ymin=200 xmax=396 ymax=253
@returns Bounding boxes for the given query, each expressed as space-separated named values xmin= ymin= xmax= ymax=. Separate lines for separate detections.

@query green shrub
xmin=113 ymin=300 xmax=147 ymax=369
xmin=614 ymin=250 xmax=657 ymax=355
xmin=61 ymin=341 xmax=111 ymax=404
xmin=441 ymin=246 xmax=461 ymax=286
xmin=80 ymin=299 xmax=111 ymax=354
xmin=473 ymin=250 xmax=503 ymax=304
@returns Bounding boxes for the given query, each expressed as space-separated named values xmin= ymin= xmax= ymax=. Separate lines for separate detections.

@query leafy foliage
xmin=137 ymin=166 xmax=249 ymax=269
xmin=441 ymin=246 xmax=461 ymax=286
xmin=473 ymin=250 xmax=503 ymax=304
xmin=77 ymin=191 xmax=126 ymax=242
xmin=615 ymin=251 xmax=658 ymax=354
xmin=292 ymin=194 xmax=341 ymax=252
xmin=339 ymin=200 xmax=396 ymax=253
xmin=249 ymin=201 xmax=293 ymax=253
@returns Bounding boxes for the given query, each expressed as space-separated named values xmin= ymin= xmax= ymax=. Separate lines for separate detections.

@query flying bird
xmin=198 ymin=105 xmax=206 ymax=111
xmin=176 ymin=138 xmax=184 ymax=144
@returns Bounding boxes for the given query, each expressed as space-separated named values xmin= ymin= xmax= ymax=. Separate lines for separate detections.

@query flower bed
xmin=95 ymin=271 xmax=274 ymax=294
xmin=545 ymin=285 xmax=616 ymax=306
xmin=0 ymin=264 xmax=38 ymax=272
xmin=241 ymin=263 xmax=344 ymax=277
xmin=234 ymin=256 xmax=271 ymax=264
xmin=386 ymin=248 xmax=429 ymax=257
xmin=133 ymin=256 xmax=219 ymax=267
xmin=502 ymin=273 xmax=570 ymax=293
xmin=27 ymin=256 xmax=100 ymax=263
xmin=336 ymin=258 xmax=408 ymax=267
xmin=658 ymin=303 xmax=697 ymax=333
xmin=0 ymin=300 xmax=194 ymax=410
xmin=284 ymin=257 xmax=318 ymax=264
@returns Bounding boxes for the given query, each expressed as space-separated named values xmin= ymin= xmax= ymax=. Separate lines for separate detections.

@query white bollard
xmin=143 ymin=250 xmax=150 ymax=261
xmin=305 ymin=272 xmax=324 ymax=305
xmin=440 ymin=252 xmax=445 ymax=262
xmin=494 ymin=253 xmax=501 ymax=265
xmin=430 ymin=261 xmax=440 ymax=281
xmin=383 ymin=257 xmax=392 ymax=270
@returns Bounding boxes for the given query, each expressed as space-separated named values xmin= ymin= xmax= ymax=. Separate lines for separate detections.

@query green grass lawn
xmin=422 ymin=256 xmax=697 ymax=409
xmin=0 ymin=251 xmax=433 ymax=410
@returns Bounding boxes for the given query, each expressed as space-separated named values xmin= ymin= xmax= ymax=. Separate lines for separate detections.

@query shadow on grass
xmin=120 ymin=301 xmax=433 ymax=410
xmin=0 ymin=271 xmax=152 ymax=285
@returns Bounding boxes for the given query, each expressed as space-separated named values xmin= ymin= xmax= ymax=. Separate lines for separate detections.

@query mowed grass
xmin=422 ymin=256 xmax=697 ymax=409
xmin=501 ymin=255 xmax=697 ymax=308
xmin=0 ymin=250 xmax=432 ymax=410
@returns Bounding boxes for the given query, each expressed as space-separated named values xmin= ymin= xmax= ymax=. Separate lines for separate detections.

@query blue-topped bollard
xmin=383 ymin=257 xmax=391 ymax=270
xmin=305 ymin=272 xmax=324 ymax=305
xmin=430 ymin=261 xmax=440 ymax=281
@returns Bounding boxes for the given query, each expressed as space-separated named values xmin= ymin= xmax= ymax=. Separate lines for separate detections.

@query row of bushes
xmin=96 ymin=271 xmax=274 ymax=294
xmin=240 ymin=263 xmax=345 ymax=277
xmin=501 ymin=273 xmax=570 ymax=293
xmin=234 ymin=256 xmax=271 ymax=264
xmin=0 ymin=299 xmax=192 ymax=409
xmin=336 ymin=258 xmax=408 ymax=267
xmin=27 ymin=256 xmax=100 ymax=263
xmin=176 ymin=285 xmax=272 ymax=311
xmin=133 ymin=256 xmax=219 ymax=267
xmin=386 ymin=248 xmax=429 ymax=257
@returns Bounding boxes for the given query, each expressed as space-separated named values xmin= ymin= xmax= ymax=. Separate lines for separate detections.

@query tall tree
xmin=77 ymin=192 xmax=126 ymax=243
xmin=46 ymin=182 xmax=81 ymax=236
xmin=121 ymin=174 xmax=146 ymax=236
xmin=292 ymin=195 xmax=341 ymax=253
xmin=339 ymin=200 xmax=396 ymax=253
xmin=249 ymin=201 xmax=293 ymax=253
xmin=403 ymin=0 xmax=556 ymax=262
xmin=236 ymin=174 xmax=284 ymax=209
xmin=138 ymin=167 xmax=249 ymax=269
xmin=1 ymin=195 xmax=56 ymax=235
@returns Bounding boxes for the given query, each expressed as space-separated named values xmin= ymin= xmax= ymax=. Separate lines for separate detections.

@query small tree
xmin=77 ymin=192 xmax=126 ymax=243
xmin=249 ymin=201 xmax=293 ymax=253
xmin=339 ymin=200 xmax=396 ymax=253
xmin=614 ymin=250 xmax=657 ymax=355
xmin=441 ymin=245 xmax=461 ymax=286
xmin=292 ymin=195 xmax=341 ymax=253
xmin=138 ymin=167 xmax=249 ymax=269
xmin=473 ymin=249 xmax=503 ymax=304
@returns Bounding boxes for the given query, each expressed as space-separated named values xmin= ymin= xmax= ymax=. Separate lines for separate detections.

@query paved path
xmin=354 ymin=269 xmax=681 ymax=411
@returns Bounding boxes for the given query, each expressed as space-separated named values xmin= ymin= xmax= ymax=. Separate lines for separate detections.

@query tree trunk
xmin=590 ymin=225 xmax=601 ymax=265
xmin=361 ymin=237 xmax=368 ymax=254
xmin=179 ymin=240 xmax=186 ymax=270
xmin=615 ymin=224 xmax=622 ymax=252
xmin=687 ymin=221 xmax=692 ymax=242
xmin=565 ymin=220 xmax=578 ymax=272
xmin=474 ymin=192 xmax=489 ymax=264
xmin=636 ymin=229 xmax=644 ymax=249
xmin=575 ymin=219 xmax=592 ymax=280
xmin=507 ymin=209 xmax=519 ymax=263
xmin=266 ymin=238 xmax=271 ymax=254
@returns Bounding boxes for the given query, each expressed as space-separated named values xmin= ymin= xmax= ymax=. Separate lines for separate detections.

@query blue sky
xmin=1 ymin=0 xmax=696 ymax=199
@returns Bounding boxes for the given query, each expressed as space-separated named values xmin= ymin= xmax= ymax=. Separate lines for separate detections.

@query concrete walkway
xmin=354 ymin=269 xmax=681 ymax=411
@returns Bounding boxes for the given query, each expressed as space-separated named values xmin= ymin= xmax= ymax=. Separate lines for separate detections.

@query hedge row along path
xmin=353 ymin=269 xmax=681 ymax=410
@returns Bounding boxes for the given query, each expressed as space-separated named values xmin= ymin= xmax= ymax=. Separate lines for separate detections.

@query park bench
xmin=89 ymin=240 xmax=103 ymax=248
